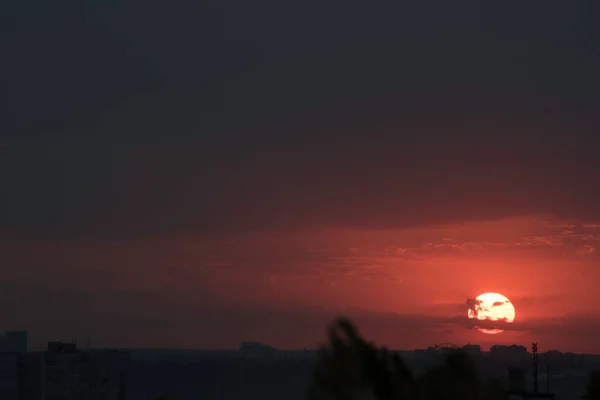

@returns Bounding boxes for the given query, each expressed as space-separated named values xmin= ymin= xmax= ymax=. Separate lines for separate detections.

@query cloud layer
xmin=2 ymin=216 xmax=600 ymax=352
xmin=2 ymin=0 xmax=600 ymax=352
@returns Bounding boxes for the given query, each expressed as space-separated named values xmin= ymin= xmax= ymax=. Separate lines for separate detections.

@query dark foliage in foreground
xmin=585 ymin=371 xmax=600 ymax=400
xmin=309 ymin=318 xmax=507 ymax=400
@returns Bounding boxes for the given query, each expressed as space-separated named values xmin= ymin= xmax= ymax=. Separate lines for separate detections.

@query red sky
xmin=3 ymin=215 xmax=600 ymax=353
xmin=2 ymin=0 xmax=599 ymax=354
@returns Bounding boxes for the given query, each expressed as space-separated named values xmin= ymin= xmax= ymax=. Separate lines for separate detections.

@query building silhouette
xmin=507 ymin=343 xmax=555 ymax=399
xmin=239 ymin=342 xmax=277 ymax=360
xmin=0 ymin=352 xmax=20 ymax=400
xmin=0 ymin=331 xmax=28 ymax=354
xmin=0 ymin=338 xmax=129 ymax=400
xmin=462 ymin=344 xmax=482 ymax=357
xmin=490 ymin=344 xmax=528 ymax=362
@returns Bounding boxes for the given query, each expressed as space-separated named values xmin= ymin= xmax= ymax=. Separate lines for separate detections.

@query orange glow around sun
xmin=467 ymin=292 xmax=516 ymax=334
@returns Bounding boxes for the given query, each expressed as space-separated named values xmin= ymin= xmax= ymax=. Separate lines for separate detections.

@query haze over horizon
xmin=2 ymin=1 xmax=600 ymax=353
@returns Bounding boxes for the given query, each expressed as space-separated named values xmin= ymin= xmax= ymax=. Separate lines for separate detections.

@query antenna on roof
xmin=532 ymin=343 xmax=539 ymax=393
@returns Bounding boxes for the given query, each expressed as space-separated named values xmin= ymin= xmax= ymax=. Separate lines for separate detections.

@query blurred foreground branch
xmin=309 ymin=317 xmax=508 ymax=400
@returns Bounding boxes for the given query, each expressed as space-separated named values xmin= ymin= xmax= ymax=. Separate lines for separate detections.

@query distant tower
xmin=532 ymin=343 xmax=539 ymax=393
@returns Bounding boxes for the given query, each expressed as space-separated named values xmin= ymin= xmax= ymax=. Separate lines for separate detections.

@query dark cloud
xmin=5 ymin=136 xmax=600 ymax=239
xmin=377 ymin=225 xmax=600 ymax=262
xmin=1 ymin=1 xmax=600 ymax=239
xmin=2 ymin=1 xmax=600 ymax=351
xmin=3 ymin=261 xmax=598 ymax=349
xmin=465 ymin=298 xmax=483 ymax=318
xmin=1 ymin=1 xmax=159 ymax=137
xmin=455 ymin=313 xmax=600 ymax=342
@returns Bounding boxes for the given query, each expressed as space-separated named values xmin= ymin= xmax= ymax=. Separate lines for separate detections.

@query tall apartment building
xmin=0 ymin=353 xmax=19 ymax=400
xmin=0 ymin=331 xmax=28 ymax=354
xmin=0 ymin=340 xmax=129 ymax=400
xmin=38 ymin=342 xmax=129 ymax=400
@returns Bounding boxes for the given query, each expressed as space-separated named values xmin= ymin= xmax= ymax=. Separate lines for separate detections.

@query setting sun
xmin=467 ymin=292 xmax=516 ymax=334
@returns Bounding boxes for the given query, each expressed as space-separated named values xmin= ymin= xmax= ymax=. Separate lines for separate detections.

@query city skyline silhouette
xmin=2 ymin=0 xmax=599 ymax=398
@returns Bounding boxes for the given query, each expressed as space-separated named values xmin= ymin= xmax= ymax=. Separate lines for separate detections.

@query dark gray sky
xmin=2 ymin=1 xmax=600 ymax=350
xmin=2 ymin=1 xmax=599 ymax=239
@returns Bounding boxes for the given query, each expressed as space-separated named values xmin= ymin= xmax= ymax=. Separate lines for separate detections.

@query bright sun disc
xmin=467 ymin=292 xmax=515 ymax=334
